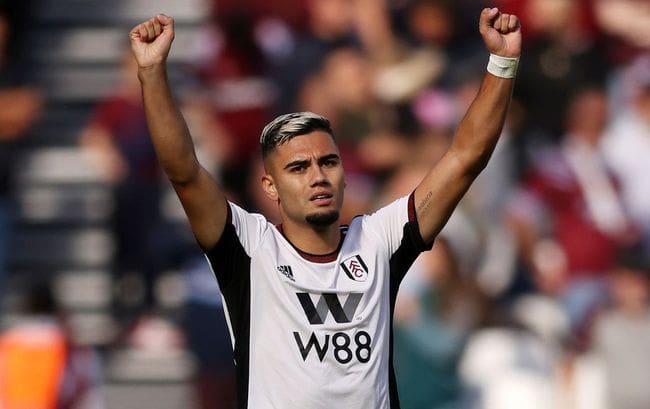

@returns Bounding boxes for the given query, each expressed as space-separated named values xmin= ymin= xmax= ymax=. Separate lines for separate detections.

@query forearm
xmin=450 ymin=73 xmax=514 ymax=176
xmin=138 ymin=64 xmax=199 ymax=185
xmin=413 ymin=8 xmax=520 ymax=243
xmin=413 ymin=72 xmax=516 ymax=241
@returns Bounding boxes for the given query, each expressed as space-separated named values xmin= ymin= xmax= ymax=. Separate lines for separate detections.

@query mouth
xmin=310 ymin=192 xmax=334 ymax=206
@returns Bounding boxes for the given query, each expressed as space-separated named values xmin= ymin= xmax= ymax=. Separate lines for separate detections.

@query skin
xmin=413 ymin=8 xmax=520 ymax=243
xmin=261 ymin=131 xmax=345 ymax=254
xmin=129 ymin=7 xmax=521 ymax=254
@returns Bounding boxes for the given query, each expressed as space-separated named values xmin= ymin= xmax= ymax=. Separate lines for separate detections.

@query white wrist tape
xmin=487 ymin=54 xmax=519 ymax=79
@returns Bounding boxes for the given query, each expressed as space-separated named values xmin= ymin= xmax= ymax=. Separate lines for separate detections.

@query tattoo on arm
xmin=417 ymin=191 xmax=433 ymax=215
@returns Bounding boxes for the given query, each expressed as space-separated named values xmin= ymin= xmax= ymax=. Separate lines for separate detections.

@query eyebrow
xmin=318 ymin=153 xmax=340 ymax=165
xmin=284 ymin=159 xmax=310 ymax=170
xmin=283 ymin=154 xmax=340 ymax=170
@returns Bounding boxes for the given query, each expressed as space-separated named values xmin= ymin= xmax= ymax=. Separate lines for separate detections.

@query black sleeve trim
xmin=202 ymin=201 xmax=251 ymax=408
xmin=203 ymin=201 xmax=248 ymax=291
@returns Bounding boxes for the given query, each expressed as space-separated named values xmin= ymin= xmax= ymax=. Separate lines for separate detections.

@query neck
xmin=281 ymin=221 xmax=341 ymax=255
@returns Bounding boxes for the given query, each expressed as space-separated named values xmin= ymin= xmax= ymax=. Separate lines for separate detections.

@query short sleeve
xmin=203 ymin=201 xmax=269 ymax=289
xmin=363 ymin=192 xmax=433 ymax=257
xmin=227 ymin=201 xmax=270 ymax=255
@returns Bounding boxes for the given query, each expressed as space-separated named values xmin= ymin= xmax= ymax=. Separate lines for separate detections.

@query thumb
xmin=478 ymin=7 xmax=499 ymax=35
xmin=156 ymin=14 xmax=174 ymax=32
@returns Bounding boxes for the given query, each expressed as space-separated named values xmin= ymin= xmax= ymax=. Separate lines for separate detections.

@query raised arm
xmin=130 ymin=15 xmax=228 ymax=249
xmin=414 ymin=8 xmax=521 ymax=243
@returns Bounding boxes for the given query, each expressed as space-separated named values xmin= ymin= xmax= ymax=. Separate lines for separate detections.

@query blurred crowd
xmin=1 ymin=0 xmax=650 ymax=408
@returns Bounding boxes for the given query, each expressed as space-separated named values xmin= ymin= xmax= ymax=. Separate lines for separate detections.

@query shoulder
xmin=215 ymin=201 xmax=274 ymax=252
xmin=228 ymin=201 xmax=272 ymax=224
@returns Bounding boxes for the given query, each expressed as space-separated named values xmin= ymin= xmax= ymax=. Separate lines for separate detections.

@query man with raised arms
xmin=129 ymin=7 xmax=520 ymax=409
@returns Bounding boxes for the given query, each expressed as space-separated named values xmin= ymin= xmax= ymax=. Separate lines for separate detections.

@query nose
xmin=310 ymin=165 xmax=330 ymax=187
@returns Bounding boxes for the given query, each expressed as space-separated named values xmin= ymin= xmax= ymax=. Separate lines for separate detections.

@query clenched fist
xmin=479 ymin=8 xmax=521 ymax=58
xmin=129 ymin=14 xmax=175 ymax=69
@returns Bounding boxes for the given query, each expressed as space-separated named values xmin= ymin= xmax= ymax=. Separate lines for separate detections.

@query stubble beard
xmin=305 ymin=210 xmax=340 ymax=228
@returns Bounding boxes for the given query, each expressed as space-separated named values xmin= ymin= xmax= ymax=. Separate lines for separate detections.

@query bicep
xmin=172 ymin=165 xmax=228 ymax=250
xmin=414 ymin=150 xmax=476 ymax=243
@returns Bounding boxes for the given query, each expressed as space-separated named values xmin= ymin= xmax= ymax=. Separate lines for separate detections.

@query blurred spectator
xmin=180 ymin=255 xmax=236 ymax=409
xmin=354 ymin=0 xmax=449 ymax=113
xmin=507 ymin=86 xmax=634 ymax=339
xmin=495 ymin=0 xmax=598 ymax=45
xmin=0 ymin=279 xmax=104 ymax=408
xmin=593 ymin=0 xmax=650 ymax=65
xmin=190 ymin=7 xmax=274 ymax=204
xmin=591 ymin=250 xmax=650 ymax=409
xmin=0 ymin=7 xmax=42 ymax=302
xmin=208 ymin=0 xmax=308 ymax=31
xmin=401 ymin=0 xmax=486 ymax=85
xmin=80 ymin=51 xmax=164 ymax=322
xmin=269 ymin=0 xmax=357 ymax=114
xmin=512 ymin=0 xmax=608 ymax=172
xmin=395 ymin=238 xmax=488 ymax=409
xmin=602 ymin=54 xmax=650 ymax=259
xmin=458 ymin=298 xmax=569 ymax=409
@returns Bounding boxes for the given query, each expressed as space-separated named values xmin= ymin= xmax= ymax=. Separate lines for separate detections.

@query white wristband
xmin=487 ymin=54 xmax=519 ymax=79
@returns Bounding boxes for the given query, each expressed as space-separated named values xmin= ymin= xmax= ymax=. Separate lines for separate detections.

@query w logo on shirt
xmin=296 ymin=292 xmax=362 ymax=325
xmin=341 ymin=255 xmax=369 ymax=282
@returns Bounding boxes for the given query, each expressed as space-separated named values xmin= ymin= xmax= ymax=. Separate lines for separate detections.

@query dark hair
xmin=615 ymin=245 xmax=650 ymax=275
xmin=23 ymin=281 xmax=57 ymax=315
xmin=260 ymin=112 xmax=333 ymax=158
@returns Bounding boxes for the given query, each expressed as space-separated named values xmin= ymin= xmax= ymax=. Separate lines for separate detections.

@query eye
xmin=322 ymin=158 xmax=339 ymax=167
xmin=289 ymin=164 xmax=306 ymax=173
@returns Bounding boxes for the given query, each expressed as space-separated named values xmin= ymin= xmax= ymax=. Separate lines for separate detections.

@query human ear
xmin=261 ymin=174 xmax=278 ymax=201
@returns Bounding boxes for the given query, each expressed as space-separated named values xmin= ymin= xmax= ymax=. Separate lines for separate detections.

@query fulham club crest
xmin=341 ymin=255 xmax=369 ymax=282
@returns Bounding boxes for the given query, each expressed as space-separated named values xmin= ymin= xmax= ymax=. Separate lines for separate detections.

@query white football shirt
xmin=204 ymin=192 xmax=432 ymax=408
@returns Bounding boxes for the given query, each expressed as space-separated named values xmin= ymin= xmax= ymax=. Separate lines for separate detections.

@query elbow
xmin=165 ymin=160 xmax=201 ymax=187
xmin=468 ymin=152 xmax=492 ymax=176
xmin=168 ymin=171 xmax=198 ymax=188
xmin=452 ymin=147 xmax=493 ymax=179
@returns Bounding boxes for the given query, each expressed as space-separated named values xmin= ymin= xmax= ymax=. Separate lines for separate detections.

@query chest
xmin=247 ymin=228 xmax=392 ymax=330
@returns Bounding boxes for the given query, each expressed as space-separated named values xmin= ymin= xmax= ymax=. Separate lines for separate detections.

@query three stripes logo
xmin=277 ymin=265 xmax=295 ymax=281
xmin=296 ymin=292 xmax=362 ymax=325
xmin=341 ymin=255 xmax=368 ymax=282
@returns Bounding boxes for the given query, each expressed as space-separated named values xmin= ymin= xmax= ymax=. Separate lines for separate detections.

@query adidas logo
xmin=278 ymin=265 xmax=295 ymax=281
